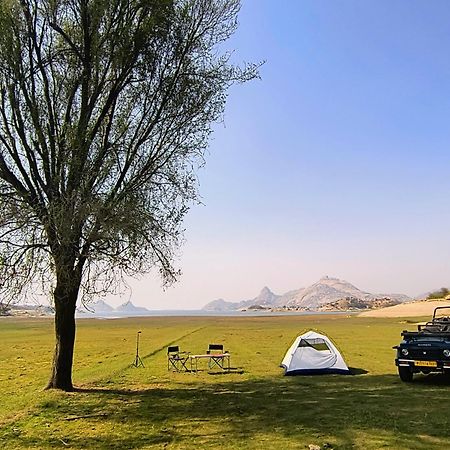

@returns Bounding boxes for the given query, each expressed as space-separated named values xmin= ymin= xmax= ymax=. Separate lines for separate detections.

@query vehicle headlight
xmin=443 ymin=349 xmax=450 ymax=357
xmin=401 ymin=348 xmax=409 ymax=356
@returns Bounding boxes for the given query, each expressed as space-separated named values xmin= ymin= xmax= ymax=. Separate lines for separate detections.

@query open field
xmin=1 ymin=314 xmax=450 ymax=449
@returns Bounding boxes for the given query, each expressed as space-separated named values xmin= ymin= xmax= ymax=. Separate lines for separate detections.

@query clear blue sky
xmin=108 ymin=0 xmax=450 ymax=309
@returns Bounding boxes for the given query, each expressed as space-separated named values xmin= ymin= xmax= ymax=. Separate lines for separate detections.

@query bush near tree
xmin=427 ymin=288 xmax=450 ymax=300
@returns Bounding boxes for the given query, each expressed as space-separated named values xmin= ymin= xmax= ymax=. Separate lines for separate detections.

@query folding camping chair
xmin=206 ymin=344 xmax=230 ymax=370
xmin=167 ymin=346 xmax=190 ymax=372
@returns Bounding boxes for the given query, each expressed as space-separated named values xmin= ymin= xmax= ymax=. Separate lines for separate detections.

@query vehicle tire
xmin=398 ymin=366 xmax=413 ymax=382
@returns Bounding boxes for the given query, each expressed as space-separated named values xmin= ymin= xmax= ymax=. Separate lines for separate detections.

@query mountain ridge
xmin=202 ymin=287 xmax=281 ymax=312
xmin=202 ymin=276 xmax=411 ymax=311
xmin=79 ymin=299 xmax=150 ymax=315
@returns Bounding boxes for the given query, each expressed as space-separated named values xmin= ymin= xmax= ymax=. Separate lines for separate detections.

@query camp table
xmin=188 ymin=353 xmax=231 ymax=372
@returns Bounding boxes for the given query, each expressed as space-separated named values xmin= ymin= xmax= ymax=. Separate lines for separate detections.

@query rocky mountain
xmin=89 ymin=299 xmax=115 ymax=313
xmin=280 ymin=276 xmax=410 ymax=309
xmin=273 ymin=289 xmax=302 ymax=306
xmin=202 ymin=298 xmax=238 ymax=312
xmin=115 ymin=301 xmax=149 ymax=314
xmin=76 ymin=299 xmax=150 ymax=316
xmin=280 ymin=276 xmax=374 ymax=309
xmin=202 ymin=276 xmax=411 ymax=311
xmin=203 ymin=287 xmax=280 ymax=311
xmin=253 ymin=286 xmax=280 ymax=305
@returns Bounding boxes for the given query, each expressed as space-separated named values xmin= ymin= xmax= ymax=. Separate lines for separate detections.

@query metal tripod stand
xmin=132 ymin=331 xmax=145 ymax=368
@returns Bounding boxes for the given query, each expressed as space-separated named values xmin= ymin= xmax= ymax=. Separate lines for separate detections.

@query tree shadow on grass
xmin=4 ymin=373 xmax=450 ymax=449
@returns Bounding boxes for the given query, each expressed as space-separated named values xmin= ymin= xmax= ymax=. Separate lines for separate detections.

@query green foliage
xmin=0 ymin=0 xmax=258 ymax=303
xmin=427 ymin=288 xmax=450 ymax=299
xmin=1 ymin=315 xmax=449 ymax=449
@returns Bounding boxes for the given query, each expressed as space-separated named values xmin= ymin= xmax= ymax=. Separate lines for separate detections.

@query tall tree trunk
xmin=46 ymin=273 xmax=80 ymax=391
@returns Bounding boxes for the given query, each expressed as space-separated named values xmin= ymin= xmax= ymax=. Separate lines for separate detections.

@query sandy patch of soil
xmin=359 ymin=300 xmax=450 ymax=318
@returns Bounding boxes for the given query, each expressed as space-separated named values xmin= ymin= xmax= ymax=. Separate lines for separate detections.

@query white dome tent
xmin=281 ymin=330 xmax=351 ymax=375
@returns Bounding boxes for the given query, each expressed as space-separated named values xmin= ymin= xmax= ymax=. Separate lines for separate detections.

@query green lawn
xmin=0 ymin=314 xmax=449 ymax=449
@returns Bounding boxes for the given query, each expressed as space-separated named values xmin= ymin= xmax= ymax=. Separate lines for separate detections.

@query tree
xmin=427 ymin=288 xmax=450 ymax=300
xmin=0 ymin=0 xmax=258 ymax=391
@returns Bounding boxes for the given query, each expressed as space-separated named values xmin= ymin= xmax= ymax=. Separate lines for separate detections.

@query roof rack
xmin=402 ymin=330 xmax=450 ymax=338
xmin=432 ymin=306 xmax=450 ymax=321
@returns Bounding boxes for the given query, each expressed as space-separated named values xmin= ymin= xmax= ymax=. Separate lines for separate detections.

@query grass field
xmin=1 ymin=314 xmax=449 ymax=449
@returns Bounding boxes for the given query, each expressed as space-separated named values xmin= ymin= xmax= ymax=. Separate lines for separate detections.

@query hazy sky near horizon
xmin=106 ymin=0 xmax=450 ymax=309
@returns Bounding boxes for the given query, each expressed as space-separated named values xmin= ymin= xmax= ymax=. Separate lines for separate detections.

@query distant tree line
xmin=427 ymin=288 xmax=450 ymax=300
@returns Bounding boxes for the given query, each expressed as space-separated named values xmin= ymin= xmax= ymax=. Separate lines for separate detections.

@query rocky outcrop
xmin=202 ymin=298 xmax=238 ymax=311
xmin=253 ymin=286 xmax=280 ymax=306
xmin=318 ymin=296 xmax=400 ymax=311
xmin=115 ymin=301 xmax=149 ymax=313
xmin=202 ymin=287 xmax=280 ymax=311
xmin=89 ymin=299 xmax=115 ymax=313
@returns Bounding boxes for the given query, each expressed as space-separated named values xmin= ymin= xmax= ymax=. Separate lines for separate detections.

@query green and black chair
xmin=167 ymin=346 xmax=190 ymax=372
xmin=207 ymin=343 xmax=230 ymax=370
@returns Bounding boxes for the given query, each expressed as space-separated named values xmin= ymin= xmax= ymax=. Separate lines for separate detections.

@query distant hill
xmin=76 ymin=299 xmax=149 ymax=316
xmin=7 ymin=299 xmax=151 ymax=318
xmin=202 ymin=298 xmax=236 ymax=312
xmin=89 ymin=299 xmax=115 ymax=313
xmin=415 ymin=285 xmax=450 ymax=300
xmin=279 ymin=276 xmax=410 ymax=309
xmin=318 ymin=296 xmax=401 ymax=312
xmin=254 ymin=286 xmax=280 ymax=305
xmin=115 ymin=301 xmax=149 ymax=314
xmin=202 ymin=276 xmax=411 ymax=311
xmin=203 ymin=287 xmax=280 ymax=311
xmin=6 ymin=304 xmax=54 ymax=317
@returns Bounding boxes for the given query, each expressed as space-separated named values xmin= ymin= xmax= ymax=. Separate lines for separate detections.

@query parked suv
xmin=394 ymin=306 xmax=450 ymax=382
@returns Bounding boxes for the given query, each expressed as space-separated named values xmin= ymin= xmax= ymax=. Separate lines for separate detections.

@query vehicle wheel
xmin=398 ymin=366 xmax=413 ymax=382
